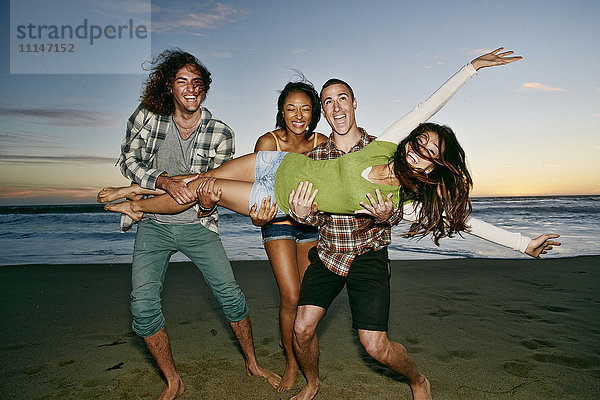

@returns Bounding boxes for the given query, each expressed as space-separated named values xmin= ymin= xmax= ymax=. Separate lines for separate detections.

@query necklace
xmin=174 ymin=112 xmax=201 ymax=138
xmin=172 ymin=116 xmax=200 ymax=174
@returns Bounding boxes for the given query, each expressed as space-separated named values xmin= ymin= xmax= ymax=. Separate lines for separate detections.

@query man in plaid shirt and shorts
xmin=116 ymin=50 xmax=279 ymax=399
xmin=289 ymin=78 xmax=431 ymax=400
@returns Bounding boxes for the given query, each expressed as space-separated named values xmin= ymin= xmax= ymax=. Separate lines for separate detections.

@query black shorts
xmin=298 ymin=246 xmax=391 ymax=331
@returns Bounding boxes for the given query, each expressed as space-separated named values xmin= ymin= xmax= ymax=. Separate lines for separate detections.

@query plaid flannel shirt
xmin=117 ymin=104 xmax=235 ymax=233
xmin=296 ymin=129 xmax=403 ymax=276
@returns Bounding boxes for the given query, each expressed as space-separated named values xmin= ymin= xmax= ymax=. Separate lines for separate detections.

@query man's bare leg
xmin=291 ymin=305 xmax=326 ymax=400
xmin=230 ymin=314 xmax=281 ymax=388
xmin=358 ymin=330 xmax=431 ymax=400
xmin=144 ymin=327 xmax=184 ymax=400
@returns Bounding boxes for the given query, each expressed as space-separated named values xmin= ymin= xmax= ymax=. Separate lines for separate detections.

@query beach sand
xmin=1 ymin=256 xmax=599 ymax=399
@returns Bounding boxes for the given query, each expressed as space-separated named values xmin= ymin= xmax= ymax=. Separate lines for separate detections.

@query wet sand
xmin=1 ymin=256 xmax=599 ymax=399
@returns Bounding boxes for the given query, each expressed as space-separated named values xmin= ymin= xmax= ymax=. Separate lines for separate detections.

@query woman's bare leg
xmin=99 ymin=152 xmax=259 ymax=204
xmin=97 ymin=184 xmax=164 ymax=203
xmin=105 ymin=178 xmax=255 ymax=217
xmin=263 ymin=236 xmax=317 ymax=392
xmin=203 ymin=152 xmax=258 ymax=182
xmin=264 ymin=239 xmax=302 ymax=391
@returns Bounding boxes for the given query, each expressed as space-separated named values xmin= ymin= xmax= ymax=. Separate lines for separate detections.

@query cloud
xmin=292 ymin=49 xmax=308 ymax=55
xmin=0 ymin=131 xmax=58 ymax=148
xmin=0 ymin=185 xmax=99 ymax=200
xmin=519 ymin=82 xmax=566 ymax=92
xmin=152 ymin=2 xmax=246 ymax=35
xmin=0 ymin=108 xmax=118 ymax=127
xmin=0 ymin=154 xmax=116 ymax=165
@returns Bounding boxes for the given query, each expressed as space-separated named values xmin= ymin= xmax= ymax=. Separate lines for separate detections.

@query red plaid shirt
xmin=293 ymin=129 xmax=402 ymax=276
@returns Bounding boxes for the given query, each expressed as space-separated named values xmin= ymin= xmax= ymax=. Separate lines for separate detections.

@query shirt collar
xmin=326 ymin=127 xmax=372 ymax=154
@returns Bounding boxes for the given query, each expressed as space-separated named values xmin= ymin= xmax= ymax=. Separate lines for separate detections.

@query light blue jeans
xmin=131 ymin=219 xmax=248 ymax=337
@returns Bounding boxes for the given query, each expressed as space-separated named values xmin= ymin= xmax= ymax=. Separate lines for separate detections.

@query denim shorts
xmin=249 ymin=151 xmax=287 ymax=218
xmin=261 ymin=221 xmax=318 ymax=243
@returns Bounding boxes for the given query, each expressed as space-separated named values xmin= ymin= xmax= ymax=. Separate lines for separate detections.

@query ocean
xmin=0 ymin=195 xmax=598 ymax=266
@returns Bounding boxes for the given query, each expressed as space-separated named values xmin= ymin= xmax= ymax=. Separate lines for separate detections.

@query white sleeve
xmin=465 ymin=217 xmax=531 ymax=253
xmin=377 ymin=63 xmax=477 ymax=144
xmin=401 ymin=203 xmax=531 ymax=253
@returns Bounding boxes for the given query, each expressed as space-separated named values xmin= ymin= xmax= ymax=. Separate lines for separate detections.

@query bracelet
xmin=198 ymin=203 xmax=216 ymax=212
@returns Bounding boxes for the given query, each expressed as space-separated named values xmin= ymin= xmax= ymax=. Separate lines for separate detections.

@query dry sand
xmin=1 ymin=256 xmax=599 ymax=399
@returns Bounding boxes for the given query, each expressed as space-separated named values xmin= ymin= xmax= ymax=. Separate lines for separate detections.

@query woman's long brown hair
xmin=392 ymin=123 xmax=472 ymax=245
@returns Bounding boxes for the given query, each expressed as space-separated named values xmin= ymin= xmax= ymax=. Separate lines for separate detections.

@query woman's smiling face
xmin=405 ymin=131 xmax=441 ymax=173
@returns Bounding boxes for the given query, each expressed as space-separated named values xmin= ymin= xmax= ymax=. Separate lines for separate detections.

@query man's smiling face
xmin=321 ymin=83 xmax=357 ymax=136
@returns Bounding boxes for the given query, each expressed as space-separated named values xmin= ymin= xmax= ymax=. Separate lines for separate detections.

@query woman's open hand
xmin=249 ymin=196 xmax=278 ymax=226
xmin=525 ymin=234 xmax=561 ymax=259
xmin=471 ymin=47 xmax=522 ymax=71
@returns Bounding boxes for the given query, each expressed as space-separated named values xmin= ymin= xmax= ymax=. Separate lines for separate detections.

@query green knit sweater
xmin=274 ymin=140 xmax=400 ymax=214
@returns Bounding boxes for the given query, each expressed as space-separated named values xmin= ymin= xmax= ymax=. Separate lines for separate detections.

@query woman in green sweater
xmin=101 ymin=47 xmax=559 ymax=258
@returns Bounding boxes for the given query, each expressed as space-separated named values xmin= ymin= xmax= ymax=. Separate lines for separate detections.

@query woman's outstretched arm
xmin=377 ymin=47 xmax=522 ymax=144
xmin=400 ymin=202 xmax=560 ymax=259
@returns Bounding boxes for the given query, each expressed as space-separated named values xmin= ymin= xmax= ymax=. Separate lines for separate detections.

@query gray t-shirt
xmin=146 ymin=119 xmax=201 ymax=224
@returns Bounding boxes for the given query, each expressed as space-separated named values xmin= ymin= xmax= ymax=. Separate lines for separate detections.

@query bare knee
xmin=280 ymin=290 xmax=300 ymax=313
xmin=359 ymin=331 xmax=392 ymax=361
xmin=293 ymin=315 xmax=316 ymax=343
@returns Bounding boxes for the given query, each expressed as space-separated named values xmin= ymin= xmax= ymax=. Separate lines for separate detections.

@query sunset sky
xmin=1 ymin=0 xmax=599 ymax=205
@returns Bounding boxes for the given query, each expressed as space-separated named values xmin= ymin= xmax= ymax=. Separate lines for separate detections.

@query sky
xmin=0 ymin=0 xmax=599 ymax=205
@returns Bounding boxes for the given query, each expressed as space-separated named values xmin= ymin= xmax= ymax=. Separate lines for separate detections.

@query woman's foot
xmin=278 ymin=361 xmax=299 ymax=392
xmin=105 ymin=201 xmax=143 ymax=221
xmin=97 ymin=185 xmax=140 ymax=203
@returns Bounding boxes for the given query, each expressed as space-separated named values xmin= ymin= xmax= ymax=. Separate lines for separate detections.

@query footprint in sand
xmin=503 ymin=360 xmax=535 ymax=378
xmin=531 ymin=353 xmax=592 ymax=369
xmin=502 ymin=309 xmax=539 ymax=320
xmin=436 ymin=350 xmax=475 ymax=363
xmin=520 ymin=338 xmax=556 ymax=350
xmin=26 ymin=364 xmax=46 ymax=375
xmin=428 ymin=308 xmax=452 ymax=318
xmin=537 ymin=304 xmax=571 ymax=313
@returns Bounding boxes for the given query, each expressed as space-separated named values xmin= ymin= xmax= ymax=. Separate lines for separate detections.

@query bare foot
xmin=277 ymin=361 xmax=299 ymax=392
xmin=246 ymin=363 xmax=281 ymax=389
xmin=289 ymin=383 xmax=319 ymax=400
xmin=410 ymin=375 xmax=431 ymax=400
xmin=105 ymin=201 xmax=143 ymax=221
xmin=157 ymin=376 xmax=184 ymax=400
xmin=97 ymin=186 xmax=137 ymax=203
